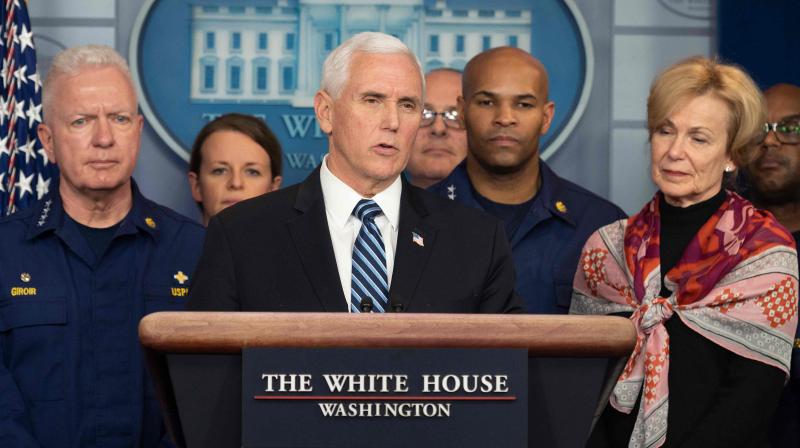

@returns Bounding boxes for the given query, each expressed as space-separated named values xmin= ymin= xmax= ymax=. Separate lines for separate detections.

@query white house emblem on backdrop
xmin=130 ymin=0 xmax=593 ymax=186
xmin=187 ymin=1 xmax=534 ymax=108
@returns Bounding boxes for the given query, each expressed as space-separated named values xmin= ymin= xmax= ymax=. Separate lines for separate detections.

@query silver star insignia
xmin=446 ymin=184 xmax=456 ymax=200
xmin=37 ymin=199 xmax=52 ymax=226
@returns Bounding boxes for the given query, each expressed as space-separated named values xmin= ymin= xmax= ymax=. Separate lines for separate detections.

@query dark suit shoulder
xmin=212 ymin=183 xmax=304 ymax=230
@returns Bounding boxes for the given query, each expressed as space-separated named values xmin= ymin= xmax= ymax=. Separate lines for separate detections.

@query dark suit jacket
xmin=188 ymin=169 xmax=522 ymax=313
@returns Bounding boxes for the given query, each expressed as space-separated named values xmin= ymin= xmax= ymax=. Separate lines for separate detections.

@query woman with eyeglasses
xmin=571 ymin=57 xmax=798 ymax=447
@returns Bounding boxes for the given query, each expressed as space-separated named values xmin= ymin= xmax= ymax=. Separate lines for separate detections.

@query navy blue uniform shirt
xmin=0 ymin=181 xmax=204 ymax=447
xmin=430 ymin=161 xmax=626 ymax=314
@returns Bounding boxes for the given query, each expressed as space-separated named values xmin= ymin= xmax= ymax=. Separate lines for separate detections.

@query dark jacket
xmin=188 ymin=168 xmax=522 ymax=314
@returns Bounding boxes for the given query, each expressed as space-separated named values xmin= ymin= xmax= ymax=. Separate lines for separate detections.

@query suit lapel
xmin=390 ymin=182 xmax=437 ymax=311
xmin=287 ymin=169 xmax=348 ymax=311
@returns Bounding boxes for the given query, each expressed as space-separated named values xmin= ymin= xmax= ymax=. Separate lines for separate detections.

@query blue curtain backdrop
xmin=718 ymin=0 xmax=800 ymax=88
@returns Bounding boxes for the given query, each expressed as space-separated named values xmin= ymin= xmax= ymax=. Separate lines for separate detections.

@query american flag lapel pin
xmin=412 ymin=231 xmax=424 ymax=247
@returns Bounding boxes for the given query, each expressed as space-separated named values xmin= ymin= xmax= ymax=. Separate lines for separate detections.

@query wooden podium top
xmin=139 ymin=312 xmax=636 ymax=357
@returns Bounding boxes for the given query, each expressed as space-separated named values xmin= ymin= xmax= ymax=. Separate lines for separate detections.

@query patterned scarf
xmin=571 ymin=191 xmax=798 ymax=448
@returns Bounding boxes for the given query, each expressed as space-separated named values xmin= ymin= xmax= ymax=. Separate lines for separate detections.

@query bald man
xmin=743 ymin=83 xmax=800 ymax=448
xmin=407 ymin=69 xmax=467 ymax=188
xmin=430 ymin=47 xmax=625 ymax=314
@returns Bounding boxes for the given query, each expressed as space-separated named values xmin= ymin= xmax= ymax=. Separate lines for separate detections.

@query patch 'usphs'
xmin=171 ymin=270 xmax=190 ymax=297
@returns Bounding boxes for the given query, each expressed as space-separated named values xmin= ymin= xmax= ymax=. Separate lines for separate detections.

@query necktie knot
xmin=353 ymin=199 xmax=382 ymax=223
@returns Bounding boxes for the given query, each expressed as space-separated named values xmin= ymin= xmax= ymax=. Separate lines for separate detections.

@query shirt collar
xmin=26 ymin=179 xmax=159 ymax=240
xmin=320 ymin=154 xmax=402 ymax=230
xmin=125 ymin=180 xmax=160 ymax=239
xmin=26 ymin=191 xmax=61 ymax=239
xmin=443 ymin=159 xmax=576 ymax=227
xmin=438 ymin=161 xmax=480 ymax=208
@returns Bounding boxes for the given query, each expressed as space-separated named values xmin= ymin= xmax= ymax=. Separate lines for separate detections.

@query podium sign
xmin=140 ymin=312 xmax=636 ymax=447
xmin=242 ymin=348 xmax=527 ymax=447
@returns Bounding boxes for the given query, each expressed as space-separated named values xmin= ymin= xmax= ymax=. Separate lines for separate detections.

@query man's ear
xmin=314 ymin=90 xmax=334 ymax=135
xmin=37 ymin=123 xmax=57 ymax=165
xmin=539 ymin=101 xmax=556 ymax=136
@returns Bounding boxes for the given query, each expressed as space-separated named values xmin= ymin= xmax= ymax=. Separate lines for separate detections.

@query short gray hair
xmin=42 ymin=45 xmax=134 ymax=119
xmin=320 ymin=32 xmax=424 ymax=99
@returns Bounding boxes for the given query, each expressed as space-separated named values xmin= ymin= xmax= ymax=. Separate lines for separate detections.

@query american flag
xmin=0 ymin=0 xmax=56 ymax=216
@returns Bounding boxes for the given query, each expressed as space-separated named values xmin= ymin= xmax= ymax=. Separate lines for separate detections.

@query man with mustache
xmin=430 ymin=47 xmax=625 ymax=314
xmin=743 ymin=83 xmax=800 ymax=448
xmin=189 ymin=32 xmax=521 ymax=314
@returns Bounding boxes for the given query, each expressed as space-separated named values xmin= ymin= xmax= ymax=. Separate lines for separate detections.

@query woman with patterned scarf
xmin=572 ymin=57 xmax=799 ymax=448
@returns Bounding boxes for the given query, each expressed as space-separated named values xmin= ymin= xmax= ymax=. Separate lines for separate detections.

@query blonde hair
xmin=647 ymin=56 xmax=765 ymax=166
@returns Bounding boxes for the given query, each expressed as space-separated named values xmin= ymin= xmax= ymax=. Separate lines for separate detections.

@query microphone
xmin=359 ymin=298 xmax=374 ymax=313
xmin=390 ymin=294 xmax=405 ymax=312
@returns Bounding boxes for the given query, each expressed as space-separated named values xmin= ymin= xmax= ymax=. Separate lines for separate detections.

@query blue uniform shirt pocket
xmin=0 ymin=292 xmax=67 ymax=401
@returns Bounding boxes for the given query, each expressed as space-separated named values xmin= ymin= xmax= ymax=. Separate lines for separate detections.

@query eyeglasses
xmin=420 ymin=107 xmax=463 ymax=129
xmin=755 ymin=119 xmax=800 ymax=145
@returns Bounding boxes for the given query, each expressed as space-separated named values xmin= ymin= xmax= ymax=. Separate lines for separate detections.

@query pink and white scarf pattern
xmin=571 ymin=192 xmax=798 ymax=448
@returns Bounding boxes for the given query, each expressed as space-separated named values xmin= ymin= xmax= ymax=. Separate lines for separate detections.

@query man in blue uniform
xmin=0 ymin=45 xmax=204 ymax=447
xmin=430 ymin=47 xmax=626 ymax=314
xmin=743 ymin=83 xmax=800 ymax=448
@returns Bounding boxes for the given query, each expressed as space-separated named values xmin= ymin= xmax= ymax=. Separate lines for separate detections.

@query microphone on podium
xmin=359 ymin=299 xmax=374 ymax=313
xmin=390 ymin=294 xmax=405 ymax=312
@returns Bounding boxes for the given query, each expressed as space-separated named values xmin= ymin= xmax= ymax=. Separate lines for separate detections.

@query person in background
xmin=406 ymin=68 xmax=467 ymax=188
xmin=742 ymin=83 xmax=800 ymax=448
xmin=572 ymin=57 xmax=798 ymax=448
xmin=430 ymin=47 xmax=625 ymax=314
xmin=0 ymin=45 xmax=204 ymax=447
xmin=188 ymin=113 xmax=283 ymax=225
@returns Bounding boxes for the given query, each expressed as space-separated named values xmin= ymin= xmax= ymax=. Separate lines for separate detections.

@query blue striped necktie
xmin=351 ymin=199 xmax=388 ymax=313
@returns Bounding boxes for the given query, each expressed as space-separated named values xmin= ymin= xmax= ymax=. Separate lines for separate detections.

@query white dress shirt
xmin=319 ymin=155 xmax=401 ymax=311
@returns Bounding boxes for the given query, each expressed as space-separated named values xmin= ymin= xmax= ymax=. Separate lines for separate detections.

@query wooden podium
xmin=139 ymin=312 xmax=635 ymax=448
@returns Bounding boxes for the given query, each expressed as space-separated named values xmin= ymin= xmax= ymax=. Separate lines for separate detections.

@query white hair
xmin=42 ymin=45 xmax=134 ymax=119
xmin=320 ymin=32 xmax=425 ymax=99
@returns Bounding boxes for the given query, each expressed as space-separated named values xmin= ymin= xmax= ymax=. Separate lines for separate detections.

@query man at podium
xmin=188 ymin=32 xmax=522 ymax=314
